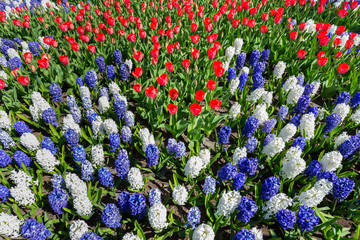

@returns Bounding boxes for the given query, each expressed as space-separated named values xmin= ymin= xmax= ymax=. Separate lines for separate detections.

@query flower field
xmin=0 ymin=0 xmax=360 ymax=239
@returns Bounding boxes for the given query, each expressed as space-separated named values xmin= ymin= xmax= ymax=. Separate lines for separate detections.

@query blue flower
xmin=307 ymin=106 xmax=318 ymax=117
xmin=317 ymin=171 xmax=338 ymax=184
xmin=121 ymin=126 xmax=132 ymax=143
xmin=51 ymin=175 xmax=65 ymax=190
xmin=260 ymin=49 xmax=270 ymax=62
xmin=350 ymin=92 xmax=360 ymax=108
xmin=85 ymin=70 xmax=98 ymax=88
xmin=218 ymin=163 xmax=238 ymax=181
xmin=65 ymin=129 xmax=79 ymax=147
xmin=338 ymin=135 xmax=360 ymax=159
xmin=8 ymin=57 xmax=23 ymax=70
xmin=262 ymin=119 xmax=277 ymax=134
xmin=297 ymin=74 xmax=305 ymax=85
xmin=96 ymin=56 xmax=106 ymax=73
xmin=252 ymin=72 xmax=265 ymax=90
xmin=13 ymin=150 xmax=31 ymax=167
xmin=80 ymin=232 xmax=104 ymax=240
xmin=203 ymin=176 xmax=216 ymax=194
xmin=292 ymin=137 xmax=306 ymax=150
xmin=66 ymin=95 xmax=77 ymax=109
xmin=333 ymin=177 xmax=354 ymax=202
xmin=290 ymin=114 xmax=302 ymax=127
xmin=120 ymin=64 xmax=129 ymax=81
xmin=186 ymin=206 xmax=201 ymax=229
xmin=250 ymin=49 xmax=260 ymax=67
xmin=233 ymin=229 xmax=255 ymax=240
xmin=296 ymin=205 xmax=319 ymax=232
xmin=236 ymin=53 xmax=246 ymax=69
xmin=124 ymin=111 xmax=135 ymax=127
xmin=100 ymin=87 xmax=109 ymax=100
xmin=294 ymin=95 xmax=310 ymax=114
xmin=236 ymin=196 xmax=257 ymax=223
xmin=146 ymin=144 xmax=159 ymax=166
xmin=239 ymin=72 xmax=248 ymax=91
xmin=218 ymin=125 xmax=231 ymax=145
xmin=264 ymin=134 xmax=275 ymax=146
xmin=109 ymin=133 xmax=121 ymax=152
xmin=303 ymin=83 xmax=314 ymax=97
xmin=72 ymin=145 xmax=87 ymax=164
xmin=117 ymin=191 xmax=130 ymax=212
xmin=76 ymin=77 xmax=84 ymax=86
xmin=174 ymin=141 xmax=186 ymax=159
xmin=98 ymin=167 xmax=114 ymax=188
xmin=167 ymin=138 xmax=177 ymax=155
xmin=0 ymin=149 xmax=11 ymax=167
xmin=254 ymin=61 xmax=266 ymax=74
xmin=50 ymin=83 xmax=62 ymax=102
xmin=278 ymin=105 xmax=289 ymax=120
xmin=0 ymin=184 xmax=10 ymax=203
xmin=101 ymin=203 xmax=121 ymax=228
xmin=323 ymin=113 xmax=342 ymax=133
xmin=114 ymin=100 xmax=127 ymax=119
xmin=0 ymin=130 xmax=15 ymax=149
xmin=14 ymin=121 xmax=32 ymax=135
xmin=115 ymin=149 xmax=130 ymax=180
xmin=107 ymin=65 xmax=116 ymax=81
xmin=238 ymin=157 xmax=258 ymax=176
xmin=335 ymin=91 xmax=351 ymax=105
xmin=148 ymin=188 xmax=162 ymax=206
xmin=129 ymin=193 xmax=147 ymax=219
xmin=227 ymin=67 xmax=236 ymax=82
xmin=276 ymin=209 xmax=296 ymax=230
xmin=48 ymin=189 xmax=68 ymax=215
xmin=242 ymin=117 xmax=258 ymax=138
xmin=81 ymin=160 xmax=94 ymax=181
xmin=304 ymin=160 xmax=321 ymax=178
xmin=28 ymin=41 xmax=41 ymax=56
xmin=261 ymin=176 xmax=280 ymax=200
xmin=245 ymin=137 xmax=258 ymax=153
xmin=113 ymin=49 xmax=122 ymax=65
xmin=42 ymin=108 xmax=58 ymax=126
xmin=86 ymin=109 xmax=98 ymax=124
xmin=82 ymin=97 xmax=92 ymax=110
xmin=21 ymin=218 xmax=51 ymax=240
xmin=232 ymin=172 xmax=246 ymax=191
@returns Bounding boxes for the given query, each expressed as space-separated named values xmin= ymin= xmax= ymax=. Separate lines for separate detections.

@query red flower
xmin=59 ymin=55 xmax=69 ymax=65
xmin=174 ymin=42 xmax=180 ymax=50
xmin=71 ymin=43 xmax=80 ymax=51
xmin=318 ymin=57 xmax=328 ymax=67
xmin=145 ymin=86 xmax=157 ymax=99
xmin=210 ymin=99 xmax=222 ymax=110
xmin=345 ymin=40 xmax=354 ymax=49
xmin=262 ymin=13 xmax=269 ymax=21
xmin=336 ymin=26 xmax=345 ymax=35
xmin=274 ymin=16 xmax=282 ymax=24
xmin=24 ymin=52 xmax=32 ymax=63
xmin=127 ymin=33 xmax=136 ymax=43
xmin=338 ymin=63 xmax=349 ymax=74
xmin=59 ymin=24 xmax=68 ymax=32
xmin=133 ymin=83 xmax=142 ymax=92
xmin=333 ymin=38 xmax=342 ymax=47
xmin=13 ymin=19 xmax=21 ymax=26
xmin=196 ymin=90 xmax=205 ymax=101
xmin=18 ymin=76 xmax=29 ymax=86
xmin=214 ymin=67 xmax=224 ymax=77
xmin=133 ymin=51 xmax=144 ymax=61
xmin=165 ymin=62 xmax=174 ymax=72
xmin=168 ymin=103 xmax=178 ymax=115
xmin=190 ymin=103 xmax=202 ymax=116
xmin=157 ymin=74 xmax=169 ymax=86
xmin=152 ymin=57 xmax=158 ymax=65
xmin=208 ymin=48 xmax=217 ymax=59
xmin=297 ymin=50 xmax=307 ymax=59
xmin=260 ymin=25 xmax=268 ymax=33
xmin=335 ymin=51 xmax=343 ymax=59
xmin=290 ymin=31 xmax=298 ymax=40
xmin=317 ymin=51 xmax=325 ymax=59
xmin=207 ymin=80 xmax=217 ymax=90
xmin=88 ymin=45 xmax=96 ymax=54
xmin=0 ymin=79 xmax=4 ymax=89
xmin=338 ymin=9 xmax=348 ymax=17
xmin=38 ymin=58 xmax=49 ymax=69
xmin=248 ymin=19 xmax=255 ymax=28
xmin=95 ymin=32 xmax=105 ymax=42
xmin=132 ymin=68 xmax=143 ymax=78
xmin=167 ymin=44 xmax=174 ymax=54
xmin=249 ymin=7 xmax=257 ymax=15
xmin=166 ymin=29 xmax=174 ymax=39
xmin=299 ymin=22 xmax=306 ymax=31
xmin=22 ymin=21 xmax=30 ymax=28
xmin=214 ymin=41 xmax=221 ymax=51
xmin=106 ymin=27 xmax=114 ymax=35
xmin=190 ymin=35 xmax=200 ymax=44
xmin=232 ymin=19 xmax=239 ymax=28
xmin=182 ymin=59 xmax=190 ymax=69
xmin=169 ymin=88 xmax=179 ymax=99
xmin=151 ymin=48 xmax=159 ymax=58
xmin=139 ymin=30 xmax=146 ymax=39
xmin=192 ymin=49 xmax=200 ymax=59
xmin=191 ymin=23 xmax=197 ymax=32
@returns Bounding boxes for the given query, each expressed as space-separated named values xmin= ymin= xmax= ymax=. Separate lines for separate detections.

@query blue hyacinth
xmin=252 ymin=72 xmax=265 ymax=90
xmin=96 ymin=56 xmax=106 ymax=73
xmin=48 ymin=189 xmax=69 ymax=215
xmin=262 ymin=118 xmax=277 ymax=134
xmin=236 ymin=53 xmax=246 ymax=69
xmin=245 ymin=137 xmax=258 ymax=153
xmin=218 ymin=163 xmax=238 ymax=181
xmin=51 ymin=175 xmax=65 ymax=190
xmin=81 ymin=160 xmax=94 ymax=181
xmin=117 ymin=191 xmax=130 ymax=212
xmin=72 ymin=145 xmax=87 ymax=164
xmin=338 ymin=135 xmax=360 ymax=159
xmin=203 ymin=176 xmax=216 ymax=194
xmin=76 ymin=77 xmax=84 ymax=86
xmin=80 ymin=232 xmax=104 ymax=240
xmin=107 ymin=65 xmax=116 ymax=81
xmin=307 ymin=106 xmax=319 ymax=117
xmin=101 ymin=203 xmax=121 ymax=228
xmin=115 ymin=149 xmax=130 ymax=180
xmin=227 ymin=67 xmax=236 ymax=82
xmin=146 ymin=144 xmax=159 ymax=166
xmin=239 ymin=72 xmax=248 ymax=91
xmin=114 ymin=100 xmax=127 ymax=119
xmin=21 ymin=218 xmax=51 ymax=240
xmin=124 ymin=111 xmax=135 ymax=127
xmin=13 ymin=150 xmax=32 ymax=167
xmin=242 ymin=117 xmax=258 ymax=138
xmin=100 ymin=87 xmax=109 ymax=100
xmin=276 ymin=209 xmax=296 ymax=230
xmin=113 ymin=49 xmax=122 ymax=65
xmin=278 ymin=105 xmax=289 ymax=120
xmin=14 ymin=121 xmax=32 ymax=135
xmin=0 ymin=129 xmax=15 ymax=149
xmin=236 ymin=196 xmax=257 ymax=223
xmin=50 ymin=83 xmax=62 ymax=102
xmin=65 ymin=129 xmax=79 ymax=147
xmin=98 ymin=167 xmax=114 ymax=188
xmin=261 ymin=176 xmax=280 ymax=200
xmin=42 ymin=108 xmax=58 ymax=126
xmin=186 ymin=206 xmax=201 ymax=229
xmin=335 ymin=91 xmax=351 ymax=105
xmin=0 ymin=149 xmax=11 ymax=167
xmin=303 ymin=83 xmax=315 ymax=97
xmin=304 ymin=160 xmax=321 ymax=178
xmin=317 ymin=171 xmax=338 ymax=184
xmin=296 ymin=205 xmax=320 ymax=232
xmin=119 ymin=64 xmax=129 ymax=81
xmin=233 ymin=229 xmax=255 ymax=240
xmin=232 ymin=172 xmax=246 ymax=190
xmin=290 ymin=114 xmax=302 ymax=127
xmin=294 ymin=95 xmax=311 ymax=114
xmin=109 ymin=133 xmax=120 ymax=152
xmin=297 ymin=74 xmax=305 ymax=85
xmin=238 ymin=157 xmax=258 ymax=176
xmin=350 ymin=92 xmax=360 ymax=108
xmin=86 ymin=109 xmax=98 ymax=124
xmin=260 ymin=48 xmax=270 ymax=61
xmin=292 ymin=137 xmax=306 ymax=150
xmin=333 ymin=177 xmax=354 ymax=202
xmin=218 ymin=125 xmax=231 ymax=145
xmin=121 ymin=126 xmax=132 ymax=143
xmin=0 ymin=184 xmax=10 ymax=202
xmin=85 ymin=70 xmax=98 ymax=88
xmin=323 ymin=113 xmax=342 ymax=133
xmin=167 ymin=138 xmax=177 ymax=155
xmin=250 ymin=49 xmax=260 ymax=67
xmin=8 ymin=57 xmax=23 ymax=70
xmin=82 ymin=97 xmax=92 ymax=110
xmin=254 ymin=61 xmax=266 ymax=74
xmin=148 ymin=188 xmax=162 ymax=206
xmin=264 ymin=134 xmax=275 ymax=146
xmin=129 ymin=193 xmax=147 ymax=219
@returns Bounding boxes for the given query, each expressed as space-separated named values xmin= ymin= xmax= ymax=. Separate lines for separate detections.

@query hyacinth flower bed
xmin=1 ymin=0 xmax=360 ymax=240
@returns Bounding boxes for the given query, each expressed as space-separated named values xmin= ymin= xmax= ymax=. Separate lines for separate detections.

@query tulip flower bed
xmin=1 ymin=0 xmax=360 ymax=239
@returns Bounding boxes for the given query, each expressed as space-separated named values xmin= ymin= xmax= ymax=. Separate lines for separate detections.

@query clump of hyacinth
xmin=233 ymin=229 xmax=255 ymax=240
xmin=48 ymin=188 xmax=69 ymax=215
xmin=186 ymin=206 xmax=201 ymax=229
xmin=148 ymin=188 xmax=161 ymax=207
xmin=21 ymin=218 xmax=51 ymax=240
xmin=296 ymin=205 xmax=319 ymax=232
xmin=216 ymin=190 xmax=241 ymax=218
xmin=242 ymin=117 xmax=259 ymax=138
xmin=101 ymin=203 xmax=121 ymax=228
xmin=236 ymin=196 xmax=257 ymax=223
xmin=41 ymin=137 xmax=58 ymax=155
xmin=218 ymin=163 xmax=238 ymax=181
xmin=145 ymin=144 xmax=159 ymax=166
xmin=0 ymin=184 xmax=10 ymax=203
xmin=192 ymin=224 xmax=215 ymax=240
xmin=80 ymin=232 xmax=104 ymax=240
xmin=84 ymin=70 xmax=98 ymax=88
xmin=276 ymin=209 xmax=296 ymax=230
xmin=14 ymin=121 xmax=32 ymax=136
xmin=304 ymin=160 xmax=322 ymax=178
xmin=167 ymin=138 xmax=186 ymax=159
xmin=238 ymin=157 xmax=258 ymax=176
xmin=172 ymin=185 xmax=188 ymax=205
xmin=218 ymin=125 xmax=231 ymax=145
xmin=129 ymin=193 xmax=147 ymax=219
xmin=98 ymin=167 xmax=114 ymax=188
xmin=115 ymin=149 xmax=130 ymax=180
xmin=203 ymin=176 xmax=216 ymax=195
xmin=50 ymin=82 xmax=62 ymax=102
xmin=232 ymin=172 xmax=246 ymax=191
xmin=332 ymin=177 xmax=354 ymax=202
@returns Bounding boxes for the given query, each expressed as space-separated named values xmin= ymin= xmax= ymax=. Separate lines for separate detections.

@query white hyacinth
xmin=287 ymin=85 xmax=304 ymax=105
xmin=80 ymin=86 xmax=91 ymax=99
xmin=280 ymin=157 xmax=306 ymax=179
xmin=247 ymin=88 xmax=266 ymax=104
xmin=310 ymin=81 xmax=321 ymax=97
xmin=251 ymin=227 xmax=263 ymax=240
xmin=229 ymin=77 xmax=240 ymax=95
xmin=240 ymin=66 xmax=250 ymax=75
xmin=273 ymin=61 xmax=286 ymax=79
xmin=98 ymin=96 xmax=110 ymax=114
xmin=232 ymin=147 xmax=247 ymax=164
xmin=262 ymin=137 xmax=285 ymax=158
xmin=299 ymin=113 xmax=315 ymax=140
xmin=148 ymin=203 xmax=168 ymax=231
xmin=334 ymin=132 xmax=350 ymax=148
xmin=305 ymin=19 xmax=316 ymax=34
xmin=35 ymin=148 xmax=60 ymax=172
xmin=215 ymin=190 xmax=241 ymax=218
xmin=278 ymin=123 xmax=297 ymax=143
xmin=225 ymin=46 xmax=235 ymax=62
xmin=252 ymin=104 xmax=268 ymax=125
xmin=127 ymin=167 xmax=144 ymax=190
xmin=20 ymin=133 xmax=40 ymax=151
xmin=73 ymin=195 xmax=94 ymax=216
xmin=109 ymin=82 xmax=121 ymax=95
xmin=91 ymin=144 xmax=105 ymax=167
xmin=139 ymin=128 xmax=155 ymax=152
xmin=192 ymin=224 xmax=215 ymax=240
xmin=283 ymin=147 xmax=303 ymax=164
xmin=282 ymin=76 xmax=298 ymax=93
xmin=39 ymin=36 xmax=50 ymax=50
xmin=10 ymin=184 xmax=36 ymax=206
xmin=199 ymin=149 xmax=211 ymax=166
xmin=10 ymin=169 xmax=36 ymax=187
xmin=296 ymin=179 xmax=333 ymax=207
xmin=0 ymin=213 xmax=23 ymax=238
xmin=7 ymin=48 xmax=20 ymax=59
xmin=69 ymin=220 xmax=88 ymax=240
xmin=319 ymin=151 xmax=343 ymax=172
xmin=184 ymin=156 xmax=204 ymax=179
xmin=262 ymin=91 xmax=273 ymax=106
xmin=350 ymin=108 xmax=360 ymax=124
xmin=0 ymin=70 xmax=8 ymax=80
xmin=263 ymin=193 xmax=293 ymax=219
xmin=122 ymin=232 xmax=141 ymax=240
xmin=172 ymin=185 xmax=188 ymax=205
xmin=333 ymin=103 xmax=350 ymax=121
xmin=229 ymin=102 xmax=241 ymax=120
xmin=92 ymin=116 xmax=103 ymax=139
xmin=234 ymin=38 xmax=244 ymax=55
xmin=31 ymin=92 xmax=51 ymax=113
xmin=124 ymin=59 xmax=133 ymax=72
xmin=223 ymin=61 xmax=230 ymax=72
xmin=0 ymin=110 xmax=11 ymax=131
xmin=62 ymin=114 xmax=81 ymax=135
xmin=102 ymin=119 xmax=118 ymax=136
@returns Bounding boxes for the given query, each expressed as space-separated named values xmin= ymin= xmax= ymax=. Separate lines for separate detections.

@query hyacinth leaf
xmin=134 ymin=220 xmax=146 ymax=240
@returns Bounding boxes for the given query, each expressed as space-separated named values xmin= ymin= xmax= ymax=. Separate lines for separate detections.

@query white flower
xmin=73 ymin=196 xmax=93 ymax=216
xmin=69 ymin=220 xmax=88 ymax=240
xmin=128 ymin=167 xmax=144 ymax=190
xmin=20 ymin=133 xmax=40 ymax=151
xmin=35 ymin=148 xmax=60 ymax=172
xmin=251 ymin=227 xmax=263 ymax=240
xmin=329 ymin=24 xmax=338 ymax=35
xmin=148 ymin=203 xmax=168 ymax=231
xmin=199 ymin=149 xmax=211 ymax=166
xmin=109 ymin=82 xmax=121 ymax=95
xmin=287 ymin=85 xmax=304 ymax=105
xmin=283 ymin=147 xmax=303 ymax=164
xmin=172 ymin=185 xmax=188 ymax=205
xmin=0 ymin=110 xmax=11 ymax=131
xmin=29 ymin=105 xmax=41 ymax=122
xmin=122 ymin=232 xmax=141 ymax=240
xmin=10 ymin=184 xmax=35 ymax=206
xmin=234 ymin=38 xmax=244 ymax=55
xmin=98 ymin=96 xmax=110 ymax=114
xmin=223 ymin=61 xmax=230 ymax=72
xmin=278 ymin=123 xmax=297 ymax=142
xmin=317 ymin=107 xmax=326 ymax=121
xmin=225 ymin=46 xmax=235 ymax=61
xmin=91 ymin=144 xmax=105 ymax=167
xmin=215 ymin=190 xmax=241 ymax=218
xmin=273 ymin=61 xmax=286 ymax=79
xmin=319 ymin=151 xmax=343 ymax=172
xmin=0 ymin=213 xmax=23 ymax=237
xmin=31 ymin=92 xmax=50 ymax=113
xmin=139 ymin=128 xmax=155 ymax=152
xmin=296 ymin=179 xmax=333 ymax=207
xmin=334 ymin=132 xmax=350 ymax=148
xmin=252 ymin=104 xmax=268 ymax=125
xmin=62 ymin=114 xmax=81 ymax=135
xmin=102 ymin=119 xmax=118 ymax=136
xmin=333 ymin=103 xmax=350 ymax=121
xmin=310 ymin=81 xmax=321 ymax=97
xmin=262 ymin=137 xmax=285 ymax=158
xmin=184 ymin=156 xmax=204 ymax=179
xmin=92 ymin=116 xmax=103 ymax=139
xmin=38 ymin=37 xmax=50 ymax=50
xmin=299 ymin=113 xmax=315 ymax=140
xmin=247 ymin=88 xmax=266 ymax=104
xmin=240 ymin=66 xmax=250 ymax=75
xmin=80 ymin=86 xmax=91 ymax=99
xmin=124 ymin=59 xmax=133 ymax=72
xmin=10 ymin=170 xmax=34 ymax=187
xmin=0 ymin=70 xmax=8 ymax=80
xmin=353 ymin=34 xmax=360 ymax=46
xmin=232 ymin=147 xmax=247 ymax=164
xmin=350 ymin=108 xmax=360 ymax=124
xmin=282 ymin=76 xmax=298 ymax=93
xmin=305 ymin=19 xmax=316 ymax=34
xmin=280 ymin=157 xmax=306 ymax=179
xmin=7 ymin=48 xmax=20 ymax=59
xmin=229 ymin=102 xmax=241 ymax=120
xmin=192 ymin=224 xmax=215 ymax=240
xmin=229 ymin=77 xmax=239 ymax=95
xmin=262 ymin=91 xmax=273 ymax=106
xmin=262 ymin=193 xmax=292 ymax=219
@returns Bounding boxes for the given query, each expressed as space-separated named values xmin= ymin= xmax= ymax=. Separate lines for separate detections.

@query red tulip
xmin=333 ymin=38 xmax=342 ymax=47
xmin=338 ymin=9 xmax=348 ymax=17
xmin=59 ymin=55 xmax=69 ymax=65
xmin=133 ymin=83 xmax=142 ymax=92
xmin=38 ymin=58 xmax=49 ymax=69
xmin=24 ymin=52 xmax=32 ymax=63
xmin=210 ymin=99 xmax=222 ymax=110
xmin=190 ymin=35 xmax=200 ymax=44
xmin=182 ymin=59 xmax=190 ymax=69
xmin=192 ymin=49 xmax=200 ymax=59
xmin=345 ymin=40 xmax=354 ymax=49
xmin=336 ymin=26 xmax=345 ymax=35
xmin=152 ymin=57 xmax=158 ymax=65
xmin=145 ymin=86 xmax=157 ymax=99
xmin=335 ymin=51 xmax=343 ymax=59
xmin=260 ymin=25 xmax=268 ymax=33
xmin=95 ymin=33 xmax=106 ymax=42
xmin=338 ymin=63 xmax=349 ymax=74
xmin=299 ymin=22 xmax=306 ymax=31
xmin=207 ymin=80 xmax=217 ymax=90
xmin=262 ymin=13 xmax=269 ymax=21
xmin=232 ymin=19 xmax=239 ymax=28
xmin=318 ymin=57 xmax=328 ymax=67
xmin=71 ymin=43 xmax=80 ymax=51
xmin=196 ymin=90 xmax=205 ymax=101
xmin=208 ymin=48 xmax=217 ymax=59
xmin=167 ymin=44 xmax=174 ymax=54
xmin=18 ymin=76 xmax=29 ymax=86
xmin=169 ymin=88 xmax=179 ymax=99
xmin=297 ymin=50 xmax=307 ymax=59
xmin=88 ymin=45 xmax=96 ymax=54
xmin=214 ymin=67 xmax=224 ymax=77
xmin=242 ymin=17 xmax=249 ymax=25
xmin=22 ymin=21 xmax=30 ymax=28
xmin=317 ymin=51 xmax=325 ymax=59
xmin=165 ymin=62 xmax=174 ymax=72
xmin=166 ymin=29 xmax=174 ymax=39
xmin=191 ymin=23 xmax=197 ymax=32
xmin=132 ymin=68 xmax=143 ymax=78
xmin=290 ymin=31 xmax=298 ymax=40
xmin=274 ymin=16 xmax=282 ymax=24
xmin=168 ymin=103 xmax=178 ymax=115
xmin=0 ymin=79 xmax=4 ymax=89
xmin=190 ymin=103 xmax=202 ymax=116
xmin=12 ymin=19 xmax=21 ymax=26
xmin=133 ymin=51 xmax=143 ymax=61
xmin=157 ymin=74 xmax=169 ymax=86
xmin=106 ymin=27 xmax=114 ymax=35
xmin=214 ymin=41 xmax=221 ymax=51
